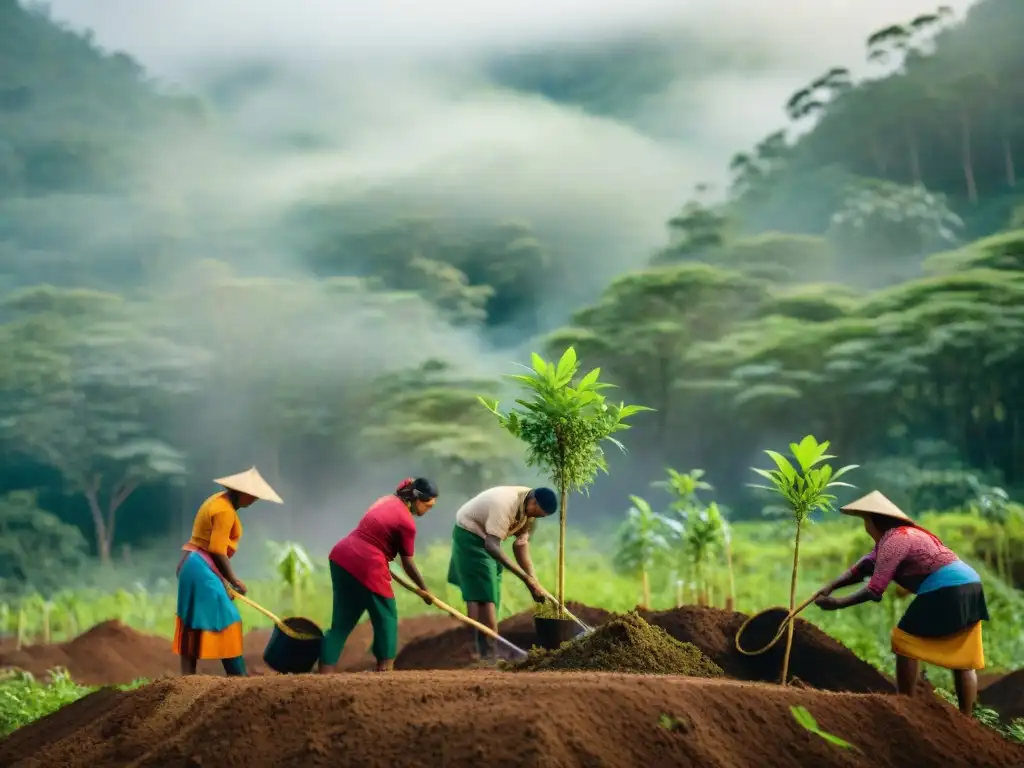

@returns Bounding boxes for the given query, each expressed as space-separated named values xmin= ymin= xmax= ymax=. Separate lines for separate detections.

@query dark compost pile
xmin=504 ymin=611 xmax=724 ymax=676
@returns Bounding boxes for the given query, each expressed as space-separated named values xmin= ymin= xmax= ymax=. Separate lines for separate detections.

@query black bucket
xmin=262 ymin=617 xmax=324 ymax=674
xmin=533 ymin=616 xmax=585 ymax=651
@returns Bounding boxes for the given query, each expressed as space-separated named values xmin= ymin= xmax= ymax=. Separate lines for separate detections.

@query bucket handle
xmin=225 ymin=585 xmax=319 ymax=642
xmin=734 ymin=593 xmax=818 ymax=656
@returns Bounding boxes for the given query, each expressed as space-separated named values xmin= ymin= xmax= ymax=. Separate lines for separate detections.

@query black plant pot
xmin=533 ymin=615 xmax=584 ymax=650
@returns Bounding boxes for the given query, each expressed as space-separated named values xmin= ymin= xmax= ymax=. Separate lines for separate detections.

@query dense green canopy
xmin=1 ymin=0 xmax=1023 ymax=590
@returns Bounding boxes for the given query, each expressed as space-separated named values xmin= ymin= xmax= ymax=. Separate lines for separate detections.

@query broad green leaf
xmin=764 ymin=450 xmax=797 ymax=481
xmin=578 ymin=367 xmax=601 ymax=390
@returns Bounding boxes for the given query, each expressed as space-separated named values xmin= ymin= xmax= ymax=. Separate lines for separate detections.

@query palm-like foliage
xmin=681 ymin=502 xmax=726 ymax=606
xmin=267 ymin=541 xmax=315 ymax=615
xmin=967 ymin=477 xmax=1019 ymax=583
xmin=654 ymin=468 xmax=713 ymax=518
xmin=612 ymin=495 xmax=673 ymax=609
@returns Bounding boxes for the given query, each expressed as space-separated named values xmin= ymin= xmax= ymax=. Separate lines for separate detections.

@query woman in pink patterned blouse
xmin=813 ymin=490 xmax=988 ymax=715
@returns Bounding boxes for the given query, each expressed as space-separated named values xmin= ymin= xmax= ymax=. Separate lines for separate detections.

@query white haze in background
xmin=46 ymin=0 xmax=978 ymax=262
xmin=35 ymin=0 xmax=979 ymax=551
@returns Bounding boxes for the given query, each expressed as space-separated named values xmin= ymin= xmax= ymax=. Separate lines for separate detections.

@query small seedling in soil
xmin=750 ymin=436 xmax=857 ymax=684
xmin=790 ymin=705 xmax=859 ymax=751
xmin=658 ymin=713 xmax=689 ymax=732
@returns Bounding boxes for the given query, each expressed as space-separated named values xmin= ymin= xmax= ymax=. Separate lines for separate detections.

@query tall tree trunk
xmin=83 ymin=486 xmax=111 ymax=565
xmin=960 ymin=114 xmax=978 ymax=203
xmin=1002 ymin=134 xmax=1017 ymax=188
xmin=908 ymin=130 xmax=922 ymax=185
xmin=83 ymin=477 xmax=139 ymax=567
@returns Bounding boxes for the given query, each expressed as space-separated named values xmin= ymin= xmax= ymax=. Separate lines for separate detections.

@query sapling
xmin=722 ymin=519 xmax=736 ymax=611
xmin=655 ymin=468 xmax=718 ymax=605
xmin=751 ymin=435 xmax=857 ymax=685
xmin=268 ymin=540 xmax=315 ymax=614
xmin=479 ymin=346 xmax=651 ymax=616
xmin=682 ymin=502 xmax=726 ymax=606
xmin=612 ymin=495 xmax=673 ymax=609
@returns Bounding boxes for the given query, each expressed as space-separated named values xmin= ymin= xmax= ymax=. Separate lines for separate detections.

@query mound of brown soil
xmin=0 ymin=622 xmax=201 ymax=685
xmin=2 ymin=672 xmax=1019 ymax=767
xmin=396 ymin=602 xmax=612 ymax=670
xmin=646 ymin=606 xmax=894 ymax=693
xmin=506 ymin=612 xmax=724 ymax=676
xmin=0 ymin=614 xmax=456 ymax=686
xmin=248 ymin=613 xmax=456 ymax=670
xmin=398 ymin=603 xmax=892 ymax=694
xmin=980 ymin=668 xmax=1024 ymax=722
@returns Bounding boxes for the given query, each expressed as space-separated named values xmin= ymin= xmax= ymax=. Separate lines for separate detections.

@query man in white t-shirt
xmin=446 ymin=485 xmax=558 ymax=659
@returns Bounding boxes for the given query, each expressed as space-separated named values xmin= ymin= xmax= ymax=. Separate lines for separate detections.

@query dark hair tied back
xmin=396 ymin=477 xmax=438 ymax=502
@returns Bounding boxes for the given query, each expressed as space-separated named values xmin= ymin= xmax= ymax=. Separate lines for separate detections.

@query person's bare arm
xmin=211 ymin=553 xmax=245 ymax=593
xmin=817 ymin=586 xmax=880 ymax=611
xmin=484 ymin=535 xmax=531 ymax=582
xmin=512 ymin=536 xmax=536 ymax=581
xmin=818 ymin=568 xmax=864 ymax=597
xmin=400 ymin=554 xmax=430 ymax=594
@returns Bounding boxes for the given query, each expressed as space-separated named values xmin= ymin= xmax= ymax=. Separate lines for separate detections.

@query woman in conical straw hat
xmin=172 ymin=467 xmax=283 ymax=676
xmin=813 ymin=490 xmax=988 ymax=714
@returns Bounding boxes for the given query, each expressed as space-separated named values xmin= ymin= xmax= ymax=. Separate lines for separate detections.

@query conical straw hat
xmin=840 ymin=490 xmax=913 ymax=524
xmin=213 ymin=467 xmax=283 ymax=504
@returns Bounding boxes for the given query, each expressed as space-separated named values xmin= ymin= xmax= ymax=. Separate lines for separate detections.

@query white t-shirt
xmin=455 ymin=486 xmax=533 ymax=541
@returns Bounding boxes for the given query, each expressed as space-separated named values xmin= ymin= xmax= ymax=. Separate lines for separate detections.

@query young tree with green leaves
xmin=479 ymin=346 xmax=651 ymax=615
xmin=268 ymin=541 xmax=315 ymax=615
xmin=655 ymin=468 xmax=713 ymax=517
xmin=750 ymin=435 xmax=857 ymax=684
xmin=680 ymin=501 xmax=726 ymax=607
xmin=612 ymin=495 xmax=672 ymax=609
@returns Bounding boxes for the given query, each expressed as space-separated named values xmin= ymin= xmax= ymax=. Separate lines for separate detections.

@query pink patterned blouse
xmin=844 ymin=526 xmax=958 ymax=597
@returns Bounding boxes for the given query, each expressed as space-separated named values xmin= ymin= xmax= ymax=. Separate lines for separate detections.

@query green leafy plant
xmin=790 ymin=705 xmax=858 ymax=751
xmin=655 ymin=468 xmax=713 ymax=515
xmin=967 ymin=478 xmax=1018 ymax=583
xmin=612 ymin=495 xmax=673 ymax=609
xmin=479 ymin=346 xmax=652 ymax=615
xmin=751 ymin=436 xmax=857 ymax=684
xmin=267 ymin=541 xmax=315 ymax=614
xmin=681 ymin=502 xmax=726 ymax=607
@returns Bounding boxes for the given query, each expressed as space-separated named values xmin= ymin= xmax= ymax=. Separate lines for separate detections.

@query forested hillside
xmin=725 ymin=0 xmax=1024 ymax=237
xmin=1 ymin=0 xmax=1023 ymax=593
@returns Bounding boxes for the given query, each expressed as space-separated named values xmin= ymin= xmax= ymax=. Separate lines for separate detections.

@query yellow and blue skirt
xmin=172 ymin=551 xmax=245 ymax=668
xmin=891 ymin=560 xmax=988 ymax=671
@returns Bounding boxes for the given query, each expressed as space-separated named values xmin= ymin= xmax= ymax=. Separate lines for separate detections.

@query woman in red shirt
xmin=318 ymin=477 xmax=438 ymax=673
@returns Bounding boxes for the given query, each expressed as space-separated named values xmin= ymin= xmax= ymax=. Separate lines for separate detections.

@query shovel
xmin=538 ymin=589 xmax=594 ymax=635
xmin=389 ymin=570 xmax=528 ymax=659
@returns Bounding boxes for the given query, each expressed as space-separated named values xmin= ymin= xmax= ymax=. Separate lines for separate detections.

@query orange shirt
xmin=186 ymin=492 xmax=243 ymax=557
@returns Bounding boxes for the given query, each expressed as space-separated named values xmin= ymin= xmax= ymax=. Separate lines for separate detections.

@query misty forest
xmin=2 ymin=0 xmax=1024 ymax=627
